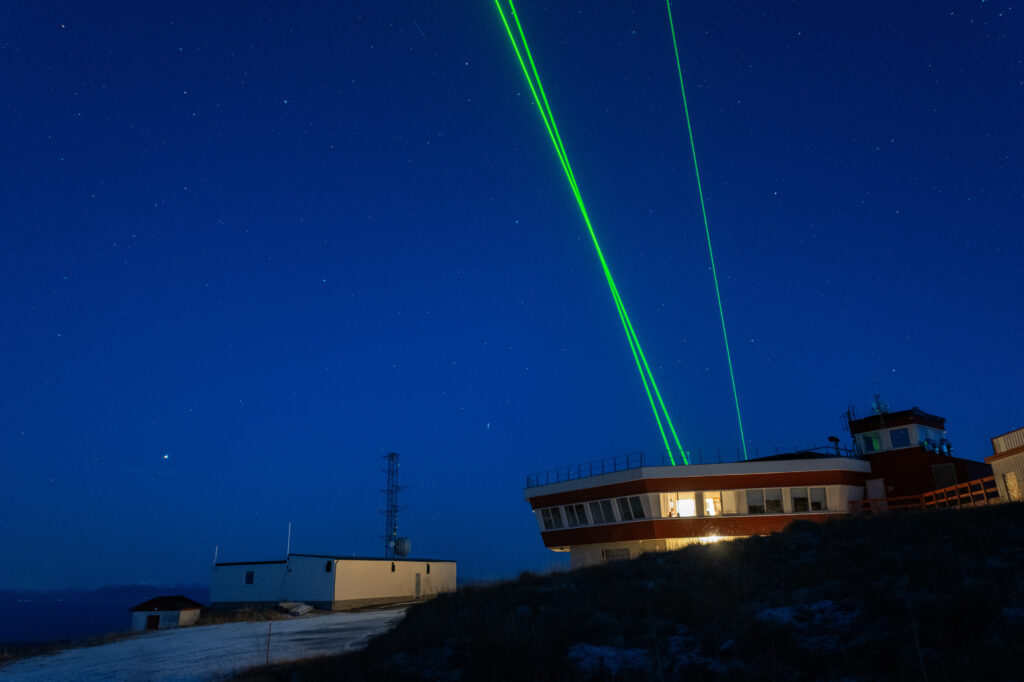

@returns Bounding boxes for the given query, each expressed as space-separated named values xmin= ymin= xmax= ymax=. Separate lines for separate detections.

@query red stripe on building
xmin=538 ymin=514 xmax=837 ymax=547
xmin=526 ymin=471 xmax=866 ymax=509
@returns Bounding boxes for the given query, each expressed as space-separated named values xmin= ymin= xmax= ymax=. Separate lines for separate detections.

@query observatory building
xmin=525 ymin=404 xmax=997 ymax=568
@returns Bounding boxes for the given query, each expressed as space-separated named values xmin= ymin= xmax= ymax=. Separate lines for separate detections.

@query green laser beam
xmin=495 ymin=0 xmax=688 ymax=465
xmin=506 ymin=2 xmax=688 ymax=464
xmin=496 ymin=0 xmax=674 ymax=464
xmin=665 ymin=0 xmax=748 ymax=459
xmin=502 ymin=1 xmax=680 ymax=465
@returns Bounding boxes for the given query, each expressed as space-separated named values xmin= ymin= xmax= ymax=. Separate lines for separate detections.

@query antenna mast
xmin=381 ymin=452 xmax=406 ymax=558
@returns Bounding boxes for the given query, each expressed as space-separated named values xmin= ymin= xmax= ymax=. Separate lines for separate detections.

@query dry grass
xmin=237 ymin=503 xmax=1024 ymax=681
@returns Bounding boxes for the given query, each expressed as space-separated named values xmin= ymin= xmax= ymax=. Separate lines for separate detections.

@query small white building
xmin=130 ymin=595 xmax=204 ymax=631
xmin=210 ymin=554 xmax=456 ymax=611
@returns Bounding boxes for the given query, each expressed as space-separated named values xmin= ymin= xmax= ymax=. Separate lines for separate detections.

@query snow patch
xmin=756 ymin=600 xmax=860 ymax=653
xmin=567 ymin=643 xmax=652 ymax=676
xmin=0 ymin=609 xmax=405 ymax=681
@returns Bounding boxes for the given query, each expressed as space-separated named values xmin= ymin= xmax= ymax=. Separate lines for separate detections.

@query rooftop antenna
xmin=381 ymin=452 xmax=408 ymax=558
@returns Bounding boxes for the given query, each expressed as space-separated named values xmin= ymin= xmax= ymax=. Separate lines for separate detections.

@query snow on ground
xmin=0 ymin=608 xmax=406 ymax=682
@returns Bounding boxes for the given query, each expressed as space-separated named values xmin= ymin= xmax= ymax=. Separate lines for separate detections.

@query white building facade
xmin=210 ymin=554 xmax=456 ymax=611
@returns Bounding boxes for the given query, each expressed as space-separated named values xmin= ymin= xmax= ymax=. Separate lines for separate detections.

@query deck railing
xmin=850 ymin=476 xmax=1001 ymax=514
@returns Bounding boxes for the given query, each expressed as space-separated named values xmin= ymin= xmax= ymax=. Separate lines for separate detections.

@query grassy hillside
xmin=239 ymin=504 xmax=1024 ymax=680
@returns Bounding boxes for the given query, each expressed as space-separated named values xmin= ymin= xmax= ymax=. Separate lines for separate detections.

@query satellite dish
xmin=394 ymin=537 xmax=411 ymax=557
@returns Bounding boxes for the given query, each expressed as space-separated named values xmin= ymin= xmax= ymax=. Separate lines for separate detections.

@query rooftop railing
xmin=526 ymin=451 xmax=654 ymax=489
xmin=524 ymin=444 xmax=859 ymax=489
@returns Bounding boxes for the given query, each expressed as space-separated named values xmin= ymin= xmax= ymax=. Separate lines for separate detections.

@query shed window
xmin=391 ymin=562 xmax=396 ymax=572
xmin=243 ymin=570 xmax=255 ymax=585
xmin=427 ymin=563 xmax=431 ymax=575
xmin=325 ymin=561 xmax=333 ymax=573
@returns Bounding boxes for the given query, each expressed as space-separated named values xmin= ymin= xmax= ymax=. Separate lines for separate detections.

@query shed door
xmin=415 ymin=573 xmax=421 ymax=599
xmin=145 ymin=615 xmax=160 ymax=631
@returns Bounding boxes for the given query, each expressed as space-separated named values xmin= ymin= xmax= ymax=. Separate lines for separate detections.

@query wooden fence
xmin=850 ymin=476 xmax=1000 ymax=514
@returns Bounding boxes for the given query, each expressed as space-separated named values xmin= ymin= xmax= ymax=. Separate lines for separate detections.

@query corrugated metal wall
xmin=993 ymin=427 xmax=1024 ymax=454
xmin=991 ymin=454 xmax=1024 ymax=502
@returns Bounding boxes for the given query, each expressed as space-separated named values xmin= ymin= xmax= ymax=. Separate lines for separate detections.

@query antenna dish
xmin=394 ymin=537 xmax=411 ymax=557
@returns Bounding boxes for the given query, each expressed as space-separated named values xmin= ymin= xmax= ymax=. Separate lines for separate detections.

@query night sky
xmin=2 ymin=1 xmax=1021 ymax=590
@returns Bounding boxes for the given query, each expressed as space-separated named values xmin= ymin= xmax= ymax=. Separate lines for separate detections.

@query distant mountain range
xmin=0 ymin=584 xmax=209 ymax=644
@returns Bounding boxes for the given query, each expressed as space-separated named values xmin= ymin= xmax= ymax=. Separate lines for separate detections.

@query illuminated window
xmin=791 ymin=488 xmax=809 ymax=512
xmin=747 ymin=490 xmax=765 ymax=514
xmin=243 ymin=570 xmax=255 ymax=585
xmin=541 ymin=507 xmax=564 ymax=530
xmin=703 ymin=492 xmax=722 ymax=516
xmin=564 ymin=503 xmax=588 ymax=527
xmin=664 ymin=492 xmax=696 ymax=518
xmin=809 ymin=487 xmax=827 ymax=511
xmin=890 ymin=428 xmax=910 ymax=448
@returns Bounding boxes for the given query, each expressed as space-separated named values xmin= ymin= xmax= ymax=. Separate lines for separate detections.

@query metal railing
xmin=850 ymin=476 xmax=1001 ymax=514
xmin=526 ymin=451 xmax=653 ymax=488
xmin=524 ymin=443 xmax=859 ymax=488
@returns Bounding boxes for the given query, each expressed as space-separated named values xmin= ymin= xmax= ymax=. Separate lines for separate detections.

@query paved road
xmin=0 ymin=609 xmax=405 ymax=681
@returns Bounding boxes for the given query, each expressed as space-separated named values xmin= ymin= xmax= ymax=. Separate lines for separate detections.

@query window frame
xmin=564 ymin=503 xmax=589 ymax=527
xmin=764 ymin=488 xmax=784 ymax=513
xmin=809 ymin=487 xmax=827 ymax=511
xmin=791 ymin=487 xmax=810 ymax=512
xmin=541 ymin=507 xmax=565 ymax=530
xmin=890 ymin=427 xmax=911 ymax=448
